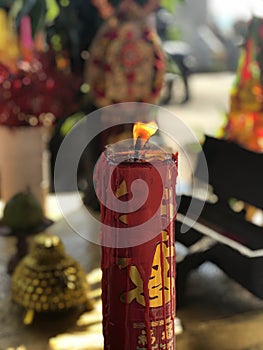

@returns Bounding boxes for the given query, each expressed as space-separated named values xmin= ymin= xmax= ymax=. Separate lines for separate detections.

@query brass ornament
xmin=11 ymin=232 xmax=93 ymax=324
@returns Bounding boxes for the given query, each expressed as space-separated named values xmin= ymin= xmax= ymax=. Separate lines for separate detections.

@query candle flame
xmin=133 ymin=121 xmax=158 ymax=147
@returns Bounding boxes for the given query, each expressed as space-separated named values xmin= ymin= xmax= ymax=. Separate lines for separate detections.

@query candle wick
xmin=134 ymin=136 xmax=142 ymax=160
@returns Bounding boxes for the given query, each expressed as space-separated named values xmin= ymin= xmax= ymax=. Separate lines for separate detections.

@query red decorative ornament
xmin=88 ymin=11 xmax=165 ymax=107
xmin=0 ymin=50 xmax=81 ymax=128
xmin=92 ymin=0 xmax=160 ymax=20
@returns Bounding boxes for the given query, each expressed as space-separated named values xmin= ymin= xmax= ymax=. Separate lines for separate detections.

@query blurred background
xmin=0 ymin=0 xmax=263 ymax=349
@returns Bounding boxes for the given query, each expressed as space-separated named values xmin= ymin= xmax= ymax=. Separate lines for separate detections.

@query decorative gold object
xmin=11 ymin=232 xmax=93 ymax=325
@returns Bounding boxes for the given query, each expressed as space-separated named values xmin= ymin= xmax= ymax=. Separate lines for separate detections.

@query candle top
xmin=105 ymin=139 xmax=176 ymax=164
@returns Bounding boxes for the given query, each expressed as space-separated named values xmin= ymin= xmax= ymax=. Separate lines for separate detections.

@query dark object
xmin=3 ymin=190 xmax=44 ymax=230
xmin=176 ymin=136 xmax=263 ymax=305
xmin=155 ymin=4 xmax=194 ymax=105
xmin=0 ymin=217 xmax=53 ymax=274
xmin=160 ymin=40 xmax=195 ymax=105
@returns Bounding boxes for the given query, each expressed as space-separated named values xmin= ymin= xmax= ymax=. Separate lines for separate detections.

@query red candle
xmin=95 ymin=122 xmax=178 ymax=350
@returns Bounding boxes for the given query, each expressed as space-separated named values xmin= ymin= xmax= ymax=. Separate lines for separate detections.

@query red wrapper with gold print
xmin=96 ymin=145 xmax=178 ymax=350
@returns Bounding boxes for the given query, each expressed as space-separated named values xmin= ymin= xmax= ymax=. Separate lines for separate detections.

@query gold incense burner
xmin=11 ymin=232 xmax=93 ymax=324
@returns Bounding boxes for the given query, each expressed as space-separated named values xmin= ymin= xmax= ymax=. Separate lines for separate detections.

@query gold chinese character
xmin=162 ymin=323 xmax=174 ymax=340
xmin=137 ymin=329 xmax=156 ymax=347
xmin=138 ymin=330 xmax=147 ymax=346
xmin=150 ymin=329 xmax=156 ymax=345
xmin=115 ymin=180 xmax=128 ymax=198
xmin=124 ymin=231 xmax=175 ymax=308
xmin=125 ymin=265 xmax=145 ymax=305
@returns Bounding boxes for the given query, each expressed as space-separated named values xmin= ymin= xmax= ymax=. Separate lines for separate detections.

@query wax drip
xmin=160 ymin=235 xmax=168 ymax=346
xmin=125 ymin=263 xmax=131 ymax=349
xmin=143 ymin=272 xmax=152 ymax=350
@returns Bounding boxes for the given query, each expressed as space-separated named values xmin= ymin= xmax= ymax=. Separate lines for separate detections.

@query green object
xmin=45 ymin=0 xmax=60 ymax=23
xmin=60 ymin=111 xmax=85 ymax=137
xmin=3 ymin=190 xmax=44 ymax=230
xmin=161 ymin=0 xmax=184 ymax=13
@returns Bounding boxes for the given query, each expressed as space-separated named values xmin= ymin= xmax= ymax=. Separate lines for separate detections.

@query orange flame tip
xmin=133 ymin=121 xmax=158 ymax=147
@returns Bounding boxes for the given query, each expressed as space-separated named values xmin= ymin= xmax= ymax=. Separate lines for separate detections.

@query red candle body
xmin=96 ymin=150 xmax=177 ymax=350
